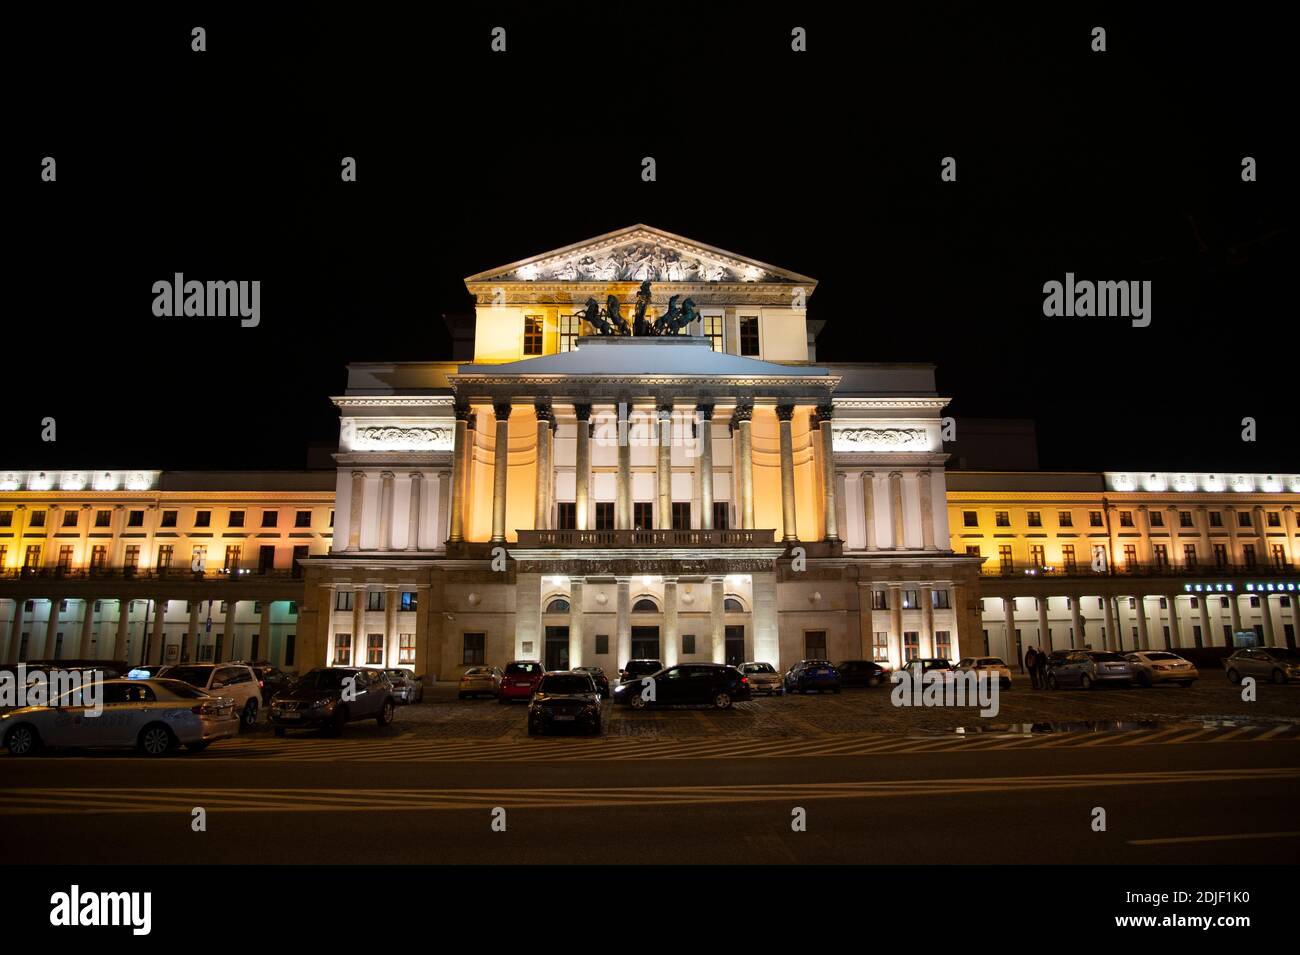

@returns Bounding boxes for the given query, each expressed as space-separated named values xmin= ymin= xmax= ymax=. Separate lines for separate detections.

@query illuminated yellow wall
xmin=464 ymin=406 xmax=539 ymax=543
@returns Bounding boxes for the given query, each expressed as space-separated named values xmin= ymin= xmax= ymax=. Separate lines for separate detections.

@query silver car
xmin=737 ymin=661 xmax=784 ymax=696
xmin=1224 ymin=647 xmax=1300 ymax=685
xmin=1 ymin=678 xmax=240 ymax=756
xmin=1045 ymin=650 xmax=1134 ymax=689
xmin=1125 ymin=651 xmax=1199 ymax=687
xmin=384 ymin=668 xmax=424 ymax=703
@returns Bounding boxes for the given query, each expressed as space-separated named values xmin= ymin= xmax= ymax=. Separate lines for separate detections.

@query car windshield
xmin=294 ymin=669 xmax=353 ymax=690
xmin=162 ymin=666 xmax=213 ymax=686
xmin=539 ymin=675 xmax=593 ymax=694
xmin=505 ymin=663 xmax=542 ymax=675
xmin=741 ymin=663 xmax=775 ymax=674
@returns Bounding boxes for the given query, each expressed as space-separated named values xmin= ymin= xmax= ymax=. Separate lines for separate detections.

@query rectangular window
xmin=335 ymin=590 xmax=354 ymax=611
xmin=366 ymin=633 xmax=383 ymax=665
xmin=29 ymin=511 xmax=46 ymax=528
xmin=194 ymin=510 xmax=211 ymax=528
xmin=903 ymin=632 xmax=920 ymax=661
xmin=261 ymin=510 xmax=278 ymax=528
xmin=871 ymin=590 xmax=888 ymax=611
xmin=1272 ymin=544 xmax=1287 ymax=569
xmin=1062 ymin=544 xmax=1076 ymax=571
xmin=1027 ymin=511 xmax=1042 ymax=527
xmin=366 ymin=591 xmax=385 ymax=611
xmin=902 ymin=590 xmax=918 ymax=609
xmin=400 ymin=591 xmax=418 ymax=612
xmin=1057 ymin=511 xmax=1073 ymax=527
xmin=995 ymin=511 xmax=1010 ymax=527
xmin=1209 ymin=511 xmax=1222 ymax=527
xmin=523 ymin=315 xmax=544 ymax=355
xmin=57 ymin=546 xmax=73 ymax=571
xmin=595 ymin=634 xmax=609 ymax=655
xmin=671 ymin=502 xmax=691 ymax=530
xmin=93 ymin=509 xmax=111 ymax=527
xmin=934 ymin=631 xmax=952 ymax=658
xmin=556 ymin=502 xmax=577 ymax=530
xmin=739 ymin=316 xmax=760 ymax=356
xmin=1119 ymin=511 xmax=1134 ymax=527
xmin=999 ymin=545 xmax=1013 ymax=573
xmin=1153 ymin=544 xmax=1168 ymax=568
xmin=1184 ymin=544 xmax=1198 ymax=567
xmin=681 ymin=634 xmax=696 ymax=655
xmin=224 ymin=545 xmax=241 ymax=572
xmin=292 ymin=544 xmax=308 ymax=578
xmin=804 ymin=630 xmax=827 ymax=658
xmin=966 ymin=545 xmax=982 ymax=559
xmin=1029 ymin=544 xmax=1045 ymax=567
xmin=1242 ymin=544 xmax=1257 ymax=569
xmin=0 ymin=512 xmax=11 ymax=527
xmin=1123 ymin=544 xmax=1137 ymax=570
xmin=157 ymin=545 xmax=173 ymax=571
xmin=258 ymin=545 xmax=274 ymax=574
xmin=931 ymin=589 xmax=950 ymax=609
xmin=633 ymin=502 xmax=653 ymax=530
xmin=1149 ymin=510 xmax=1164 ymax=527
xmin=295 ymin=510 xmax=312 ymax=528
xmin=962 ymin=511 xmax=978 ymax=527
xmin=872 ymin=631 xmax=889 ymax=662
xmin=713 ymin=502 xmax=730 ymax=529
xmin=89 ymin=545 xmax=107 ymax=572
xmin=123 ymin=545 xmax=140 ymax=575
xmin=61 ymin=510 xmax=78 ymax=528
xmin=1179 ymin=511 xmax=1193 ymax=528
xmin=284 ymin=634 xmax=296 ymax=667
xmin=25 ymin=544 xmax=43 ymax=568
xmin=595 ymin=502 xmax=615 ymax=530
xmin=399 ymin=633 xmax=416 ymax=664
xmin=1213 ymin=544 xmax=1228 ymax=568
xmin=333 ymin=633 xmax=352 ymax=665
xmin=703 ymin=313 xmax=724 ymax=352
xmin=1089 ymin=511 xmax=1104 ymax=527
xmin=228 ymin=510 xmax=245 ymax=528
xmin=462 ymin=632 xmax=486 ymax=666
xmin=1237 ymin=511 xmax=1253 ymax=528
xmin=559 ymin=311 xmax=580 ymax=353
xmin=127 ymin=509 xmax=144 ymax=527
xmin=1267 ymin=511 xmax=1282 ymax=527
xmin=160 ymin=510 xmax=177 ymax=528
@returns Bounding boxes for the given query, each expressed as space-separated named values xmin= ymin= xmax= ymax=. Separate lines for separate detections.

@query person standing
xmin=1024 ymin=646 xmax=1040 ymax=689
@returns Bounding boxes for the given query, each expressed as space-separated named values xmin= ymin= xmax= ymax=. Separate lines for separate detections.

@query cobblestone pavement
xmin=371 ymin=679 xmax=1300 ymax=740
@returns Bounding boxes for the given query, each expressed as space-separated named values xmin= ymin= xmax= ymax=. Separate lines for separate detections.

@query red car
xmin=497 ymin=661 xmax=546 ymax=703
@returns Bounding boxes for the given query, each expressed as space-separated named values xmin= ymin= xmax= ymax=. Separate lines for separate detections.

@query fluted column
xmin=861 ymin=471 xmax=878 ymax=550
xmin=534 ymin=402 xmax=554 ymax=530
xmin=1198 ymin=595 xmax=1212 ymax=649
xmin=491 ymin=402 xmax=511 ymax=543
xmin=76 ymin=599 xmax=95 ymax=658
xmin=732 ymin=403 xmax=755 ymax=529
xmin=710 ymin=576 xmax=725 ymax=663
xmin=574 ymin=404 xmax=592 ymax=531
xmin=889 ymin=471 xmax=905 ymax=549
xmin=616 ymin=404 xmax=632 ymax=530
xmin=1228 ymin=592 xmax=1242 ymax=638
xmin=1134 ymin=595 xmax=1151 ymax=650
xmin=889 ymin=584 xmax=903 ymax=665
xmin=918 ymin=470 xmax=935 ymax=550
xmin=656 ymin=401 xmax=673 ymax=529
xmin=663 ymin=578 xmax=679 ymax=666
xmin=698 ymin=405 xmax=715 ymax=529
xmin=151 ymin=599 xmax=167 ymax=664
xmin=814 ymin=405 xmax=839 ymax=542
xmin=920 ymin=585 xmax=934 ymax=658
xmin=616 ymin=577 xmax=631 ymax=668
xmin=1166 ymin=594 xmax=1181 ymax=648
xmin=1198 ymin=505 xmax=1212 ymax=564
xmin=1260 ymin=593 xmax=1277 ymax=647
xmin=1037 ymin=596 xmax=1051 ymax=653
xmin=406 ymin=472 xmax=423 ymax=551
xmin=1102 ymin=595 xmax=1116 ymax=652
xmin=776 ymin=403 xmax=798 ymax=542
xmin=1070 ymin=595 xmax=1085 ymax=648
xmin=1002 ymin=596 xmax=1016 ymax=667
xmin=448 ymin=402 xmax=471 ymax=543
xmin=377 ymin=471 xmax=395 ymax=552
xmin=114 ymin=598 xmax=130 ymax=659
xmin=385 ymin=587 xmax=399 ymax=667
xmin=1252 ymin=505 xmax=1268 ymax=567
xmin=41 ymin=599 xmax=60 ymax=659
xmin=351 ymin=588 xmax=365 ymax=666
xmin=1225 ymin=506 xmax=1240 ymax=565
xmin=347 ymin=470 xmax=365 ymax=551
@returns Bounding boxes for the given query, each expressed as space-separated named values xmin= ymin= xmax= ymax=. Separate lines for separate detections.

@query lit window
xmin=523 ymin=315 xmax=544 ymax=355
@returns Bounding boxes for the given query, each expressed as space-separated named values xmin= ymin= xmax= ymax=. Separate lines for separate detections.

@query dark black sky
xmin=8 ymin=3 xmax=1293 ymax=474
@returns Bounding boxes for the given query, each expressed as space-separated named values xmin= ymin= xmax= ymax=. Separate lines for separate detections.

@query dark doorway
xmin=1285 ymin=624 xmax=1296 ymax=650
xmin=545 ymin=626 xmax=569 ymax=670
xmin=630 ymin=626 xmax=660 ymax=661
xmin=725 ymin=625 xmax=745 ymax=666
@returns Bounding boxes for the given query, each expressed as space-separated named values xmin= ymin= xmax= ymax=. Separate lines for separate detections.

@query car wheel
xmin=713 ymin=691 xmax=733 ymax=710
xmin=630 ymin=693 xmax=648 ymax=710
xmin=274 ymin=726 xmax=286 ymax=737
xmin=377 ymin=699 xmax=395 ymax=726
xmin=1272 ymin=669 xmax=1288 ymax=685
xmin=1047 ymin=673 xmax=1058 ymax=690
xmin=1226 ymin=668 xmax=1241 ymax=685
xmin=187 ymin=741 xmax=211 ymax=752
xmin=329 ymin=706 xmax=349 ymax=735
xmin=5 ymin=723 xmax=41 ymax=756
xmin=240 ymin=699 xmax=259 ymax=731
xmin=137 ymin=723 xmax=176 ymax=757
xmin=1080 ymin=674 xmax=1093 ymax=690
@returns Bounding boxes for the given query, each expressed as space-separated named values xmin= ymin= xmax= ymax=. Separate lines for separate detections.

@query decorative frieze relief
xmin=513 ymin=557 xmax=778 ymax=576
xmin=832 ymin=427 xmax=931 ymax=452
xmin=340 ymin=419 xmax=455 ymax=452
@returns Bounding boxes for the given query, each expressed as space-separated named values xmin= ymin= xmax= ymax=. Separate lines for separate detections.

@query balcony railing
xmin=980 ymin=562 xmax=1297 ymax=579
xmin=0 ymin=566 xmax=301 ymax=582
xmin=516 ymin=528 xmax=778 ymax=548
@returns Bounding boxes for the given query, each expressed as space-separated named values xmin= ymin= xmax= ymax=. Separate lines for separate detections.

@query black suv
xmin=612 ymin=663 xmax=752 ymax=710
xmin=528 ymin=671 xmax=603 ymax=735
xmin=270 ymin=667 xmax=396 ymax=735
xmin=836 ymin=659 xmax=890 ymax=687
xmin=618 ymin=658 xmax=664 ymax=684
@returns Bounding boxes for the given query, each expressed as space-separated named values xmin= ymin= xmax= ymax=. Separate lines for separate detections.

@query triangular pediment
xmin=464 ymin=224 xmax=816 ymax=286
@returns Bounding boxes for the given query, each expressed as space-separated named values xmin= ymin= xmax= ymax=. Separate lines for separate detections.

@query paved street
xmin=3 ymin=683 xmax=1298 ymax=865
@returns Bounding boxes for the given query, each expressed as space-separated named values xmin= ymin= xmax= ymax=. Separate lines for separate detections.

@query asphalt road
xmin=4 ymin=733 xmax=1298 ymax=864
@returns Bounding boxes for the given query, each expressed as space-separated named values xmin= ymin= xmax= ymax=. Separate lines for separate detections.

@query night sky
xmin=8 ymin=4 xmax=1293 ymax=474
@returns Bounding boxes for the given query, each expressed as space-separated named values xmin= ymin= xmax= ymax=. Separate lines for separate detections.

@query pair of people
xmin=1024 ymin=646 xmax=1049 ymax=688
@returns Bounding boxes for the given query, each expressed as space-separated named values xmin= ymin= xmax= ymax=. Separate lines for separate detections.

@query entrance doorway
xmin=725 ymin=625 xmax=745 ymax=666
xmin=630 ymin=626 xmax=660 ymax=661
xmin=545 ymin=626 xmax=570 ymax=670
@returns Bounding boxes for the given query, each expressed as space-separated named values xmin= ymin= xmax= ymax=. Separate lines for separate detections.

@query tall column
xmin=491 ymin=402 xmax=512 ymax=543
xmin=857 ymin=582 xmax=874 ymax=658
xmin=377 ymin=471 xmax=395 ymax=552
xmin=815 ymin=405 xmax=839 ymax=542
xmin=920 ymin=585 xmax=934 ymax=658
xmin=656 ymin=401 xmax=673 ymax=529
xmin=918 ymin=470 xmax=936 ymax=550
xmin=1102 ymin=595 xmax=1116 ymax=652
xmin=1198 ymin=505 xmax=1213 ymax=565
xmin=351 ymin=588 xmax=365 ymax=666
xmin=186 ymin=600 xmax=201 ymax=664
xmin=347 ymin=470 xmax=365 ymax=551
xmin=385 ymin=587 xmax=399 ymax=666
xmin=448 ymin=402 xmax=470 ymax=543
xmin=1134 ymin=596 xmax=1150 ymax=650
xmin=615 ymin=578 xmax=631 ymax=668
xmin=253 ymin=601 xmax=266 ymax=661
xmin=616 ymin=403 xmax=632 ymax=530
xmin=221 ymin=599 xmax=236 ymax=663
xmin=574 ymin=404 xmax=592 ymax=531
xmin=1198 ymin=595 xmax=1212 ymax=648
xmin=889 ymin=584 xmax=903 ymax=664
xmin=151 ymin=599 xmax=167 ymax=664
xmin=889 ymin=471 xmax=905 ymax=549
xmin=752 ymin=572 xmax=779 ymax=665
xmin=41 ymin=599 xmax=60 ymax=659
xmin=76 ymin=598 xmax=95 ymax=658
xmin=776 ymin=403 xmax=798 ymax=542
xmin=515 ymin=573 xmax=541 ymax=661
xmin=1260 ymin=594 xmax=1277 ymax=647
xmin=1225 ymin=506 xmax=1240 ymax=566
xmin=699 ymin=405 xmax=715 ymax=529
xmin=710 ymin=576 xmax=725 ymax=663
xmin=534 ymin=403 xmax=554 ymax=530
xmin=1166 ymin=594 xmax=1181 ymax=649
xmin=1070 ymin=595 xmax=1085 ymax=648
xmin=1253 ymin=505 xmax=1268 ymax=567
xmin=3 ymin=597 xmax=23 ymax=662
xmin=1037 ymin=596 xmax=1051 ymax=653
xmin=406 ymin=472 xmax=423 ymax=551
xmin=1228 ymin=592 xmax=1242 ymax=640
xmin=568 ymin=578 xmax=584 ymax=670
xmin=113 ymin=598 xmax=130 ymax=659
xmin=733 ymin=403 xmax=755 ymax=529
xmin=663 ymin=578 xmax=679 ymax=666
xmin=1002 ymin=596 xmax=1016 ymax=668
xmin=861 ymin=471 xmax=878 ymax=551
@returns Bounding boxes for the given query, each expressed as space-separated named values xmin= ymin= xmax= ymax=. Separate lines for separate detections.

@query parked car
xmin=1125 ymin=650 xmax=1199 ymax=687
xmin=573 ymin=665 xmax=610 ymax=697
xmin=21 ymin=659 xmax=130 ymax=680
xmin=2 ymin=678 xmax=239 ymax=756
xmin=738 ymin=661 xmax=784 ymax=695
xmin=528 ymin=671 xmax=602 ymax=735
xmin=458 ymin=665 xmax=503 ymax=699
xmin=953 ymin=656 xmax=1013 ymax=690
xmin=126 ymin=665 xmax=168 ymax=680
xmin=384 ymin=668 xmax=424 ymax=703
xmin=269 ymin=666 xmax=395 ymax=735
xmin=612 ymin=663 xmax=751 ymax=710
xmin=784 ymin=660 xmax=841 ymax=694
xmin=498 ymin=661 xmax=546 ymax=703
xmin=1045 ymin=650 xmax=1133 ymax=689
xmin=231 ymin=660 xmax=295 ymax=705
xmin=618 ymin=659 xmax=664 ymax=684
xmin=899 ymin=657 xmax=953 ymax=676
xmin=1224 ymin=647 xmax=1300 ymax=685
xmin=158 ymin=663 xmax=264 ymax=729
xmin=836 ymin=659 xmax=890 ymax=687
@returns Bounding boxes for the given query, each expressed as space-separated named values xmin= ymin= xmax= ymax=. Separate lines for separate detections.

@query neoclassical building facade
xmin=2 ymin=226 xmax=1297 ymax=674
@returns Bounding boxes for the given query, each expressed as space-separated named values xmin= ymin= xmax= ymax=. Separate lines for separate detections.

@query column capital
xmin=917 ymin=469 xmax=931 ymax=478
xmin=656 ymin=400 xmax=674 ymax=417
xmin=380 ymin=470 xmax=395 ymax=480
xmin=731 ymin=402 xmax=753 ymax=424
xmin=409 ymin=471 xmax=423 ymax=481
xmin=813 ymin=403 xmax=835 ymax=423
xmin=573 ymin=403 xmax=593 ymax=421
xmin=493 ymin=402 xmax=513 ymax=420
xmin=534 ymin=401 xmax=555 ymax=424
xmin=697 ymin=403 xmax=715 ymax=421
xmin=351 ymin=469 xmax=365 ymax=480
xmin=466 ymin=413 xmax=477 ymax=432
xmin=888 ymin=470 xmax=904 ymax=480
xmin=775 ymin=403 xmax=796 ymax=422
xmin=454 ymin=400 xmax=473 ymax=421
